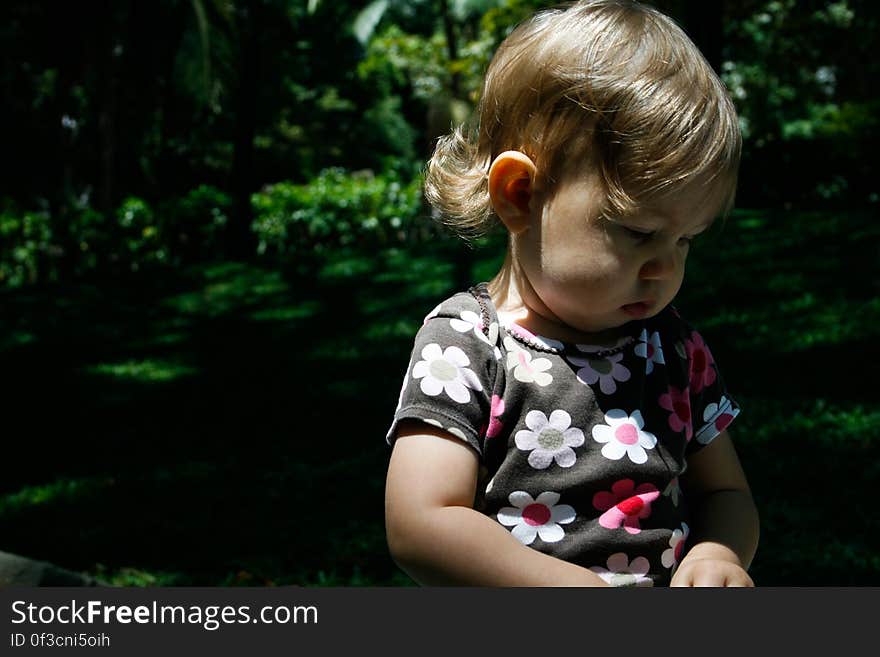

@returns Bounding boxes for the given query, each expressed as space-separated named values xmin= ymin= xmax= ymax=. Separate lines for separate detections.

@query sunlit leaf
xmin=353 ymin=0 xmax=389 ymax=45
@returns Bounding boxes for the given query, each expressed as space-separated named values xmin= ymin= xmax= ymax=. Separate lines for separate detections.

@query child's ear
xmin=488 ymin=151 xmax=538 ymax=234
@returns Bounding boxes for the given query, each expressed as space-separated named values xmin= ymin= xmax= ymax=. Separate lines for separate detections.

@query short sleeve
xmin=385 ymin=297 xmax=499 ymax=457
xmin=682 ymin=326 xmax=741 ymax=454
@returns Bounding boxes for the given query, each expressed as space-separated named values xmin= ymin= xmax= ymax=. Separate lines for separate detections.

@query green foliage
xmin=2 ymin=208 xmax=878 ymax=585
xmin=0 ymin=204 xmax=51 ymax=287
xmin=1 ymin=0 xmax=877 ymax=290
xmin=251 ymin=167 xmax=425 ymax=257
xmin=163 ymin=184 xmax=231 ymax=263
xmin=358 ymin=25 xmax=448 ymax=102
xmin=116 ymin=197 xmax=167 ymax=271
xmin=0 ymin=169 xmax=431 ymax=290
xmin=0 ymin=186 xmax=234 ymax=289
xmin=721 ymin=0 xmax=878 ymax=206
xmin=69 ymin=206 xmax=108 ymax=275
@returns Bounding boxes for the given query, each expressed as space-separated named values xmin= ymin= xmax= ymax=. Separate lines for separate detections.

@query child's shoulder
xmin=650 ymin=305 xmax=722 ymax=362
xmin=419 ymin=283 xmax=496 ymax=326
xmin=410 ymin=284 xmax=502 ymax=365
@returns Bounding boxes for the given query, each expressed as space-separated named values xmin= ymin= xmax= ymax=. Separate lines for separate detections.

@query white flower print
xmin=447 ymin=427 xmax=468 ymax=442
xmin=634 ymin=328 xmax=665 ymax=374
xmin=412 ymin=419 xmax=469 ymax=443
xmin=662 ymin=523 xmax=690 ymax=570
xmin=696 ymin=395 xmax=740 ymax=444
xmin=590 ymin=553 xmax=653 ymax=587
xmin=503 ymin=336 xmax=553 ymax=386
xmin=515 ymin=409 xmax=585 ymax=469
xmin=567 ymin=352 xmax=631 ymax=394
xmin=422 ymin=303 xmax=443 ymax=324
xmin=411 ymin=343 xmax=483 ymax=403
xmin=450 ymin=311 xmax=501 ymax=360
xmin=497 ymin=491 xmax=575 ymax=545
xmin=591 ymin=409 xmax=658 ymax=464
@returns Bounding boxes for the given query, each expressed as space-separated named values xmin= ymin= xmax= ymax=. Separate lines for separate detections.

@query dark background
xmin=1 ymin=0 xmax=877 ymax=586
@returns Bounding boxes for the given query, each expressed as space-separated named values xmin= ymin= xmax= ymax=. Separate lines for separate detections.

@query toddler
xmin=384 ymin=0 xmax=759 ymax=586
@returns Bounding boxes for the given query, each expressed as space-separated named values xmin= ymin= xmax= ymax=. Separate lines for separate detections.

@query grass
xmin=0 ymin=207 xmax=878 ymax=586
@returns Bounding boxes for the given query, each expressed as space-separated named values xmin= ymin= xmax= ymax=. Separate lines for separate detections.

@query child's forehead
xmin=555 ymin=164 xmax=732 ymax=210
xmin=550 ymin=167 xmax=732 ymax=228
xmin=635 ymin=178 xmax=733 ymax=226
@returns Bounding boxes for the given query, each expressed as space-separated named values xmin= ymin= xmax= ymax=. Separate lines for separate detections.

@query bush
xmin=251 ymin=167 xmax=425 ymax=258
xmin=0 ymin=205 xmax=51 ymax=287
xmin=115 ymin=197 xmax=167 ymax=272
xmin=162 ymin=185 xmax=231 ymax=263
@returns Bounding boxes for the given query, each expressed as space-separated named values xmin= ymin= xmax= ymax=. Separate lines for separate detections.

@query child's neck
xmin=487 ymin=263 xmax=633 ymax=347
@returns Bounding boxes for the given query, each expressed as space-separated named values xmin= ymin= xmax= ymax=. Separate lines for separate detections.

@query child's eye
xmin=623 ymin=226 xmax=655 ymax=241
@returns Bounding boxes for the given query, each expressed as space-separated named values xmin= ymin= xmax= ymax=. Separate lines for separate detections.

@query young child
xmin=384 ymin=0 xmax=759 ymax=587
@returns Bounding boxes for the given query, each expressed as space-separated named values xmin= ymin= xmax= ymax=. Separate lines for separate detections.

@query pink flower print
xmin=658 ymin=385 xmax=693 ymax=440
xmin=634 ymin=329 xmax=665 ymax=374
xmin=484 ymin=395 xmax=506 ymax=440
xmin=685 ymin=331 xmax=717 ymax=393
xmin=695 ymin=395 xmax=740 ymax=444
xmin=713 ymin=410 xmax=735 ymax=433
xmin=591 ymin=409 xmax=658 ymax=464
xmin=661 ymin=523 xmax=690 ymax=570
xmin=703 ymin=396 xmax=736 ymax=432
xmin=497 ymin=491 xmax=576 ymax=545
xmin=592 ymin=479 xmax=660 ymax=534
xmin=568 ymin=352 xmax=631 ymax=394
xmin=503 ymin=336 xmax=553 ymax=386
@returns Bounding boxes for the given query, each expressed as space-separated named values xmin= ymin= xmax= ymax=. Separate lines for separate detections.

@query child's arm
xmin=385 ymin=421 xmax=609 ymax=586
xmin=672 ymin=430 xmax=760 ymax=586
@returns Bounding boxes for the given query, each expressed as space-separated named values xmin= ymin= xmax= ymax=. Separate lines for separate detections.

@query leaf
xmin=353 ymin=0 xmax=389 ymax=46
xmin=451 ymin=0 xmax=504 ymax=22
xmin=307 ymin=0 xmax=320 ymax=15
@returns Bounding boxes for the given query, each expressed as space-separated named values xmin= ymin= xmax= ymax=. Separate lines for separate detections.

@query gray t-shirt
xmin=387 ymin=283 xmax=740 ymax=586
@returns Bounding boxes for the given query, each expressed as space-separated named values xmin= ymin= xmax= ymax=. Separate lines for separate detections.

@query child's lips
xmin=621 ymin=300 xmax=654 ymax=318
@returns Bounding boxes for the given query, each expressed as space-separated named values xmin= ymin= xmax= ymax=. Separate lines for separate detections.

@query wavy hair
xmin=424 ymin=0 xmax=742 ymax=240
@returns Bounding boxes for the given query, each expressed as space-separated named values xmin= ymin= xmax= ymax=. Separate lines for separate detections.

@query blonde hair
xmin=424 ymin=0 xmax=742 ymax=240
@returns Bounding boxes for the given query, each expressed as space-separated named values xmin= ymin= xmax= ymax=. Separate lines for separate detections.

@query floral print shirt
xmin=386 ymin=283 xmax=740 ymax=586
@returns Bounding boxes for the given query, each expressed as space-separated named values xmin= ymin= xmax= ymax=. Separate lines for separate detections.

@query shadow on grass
xmin=1 ymin=208 xmax=878 ymax=585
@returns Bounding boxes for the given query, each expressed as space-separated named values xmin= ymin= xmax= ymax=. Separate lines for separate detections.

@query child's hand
xmin=669 ymin=557 xmax=754 ymax=587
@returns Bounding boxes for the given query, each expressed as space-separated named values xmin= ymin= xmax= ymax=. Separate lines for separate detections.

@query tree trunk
xmin=227 ymin=0 xmax=260 ymax=261
xmin=438 ymin=0 xmax=461 ymax=98
xmin=96 ymin=0 xmax=123 ymax=218
xmin=436 ymin=0 xmax=472 ymax=290
xmin=47 ymin=3 xmax=81 ymax=283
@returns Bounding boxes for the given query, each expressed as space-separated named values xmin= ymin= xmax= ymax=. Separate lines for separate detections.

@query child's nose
xmin=638 ymin=250 xmax=677 ymax=280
